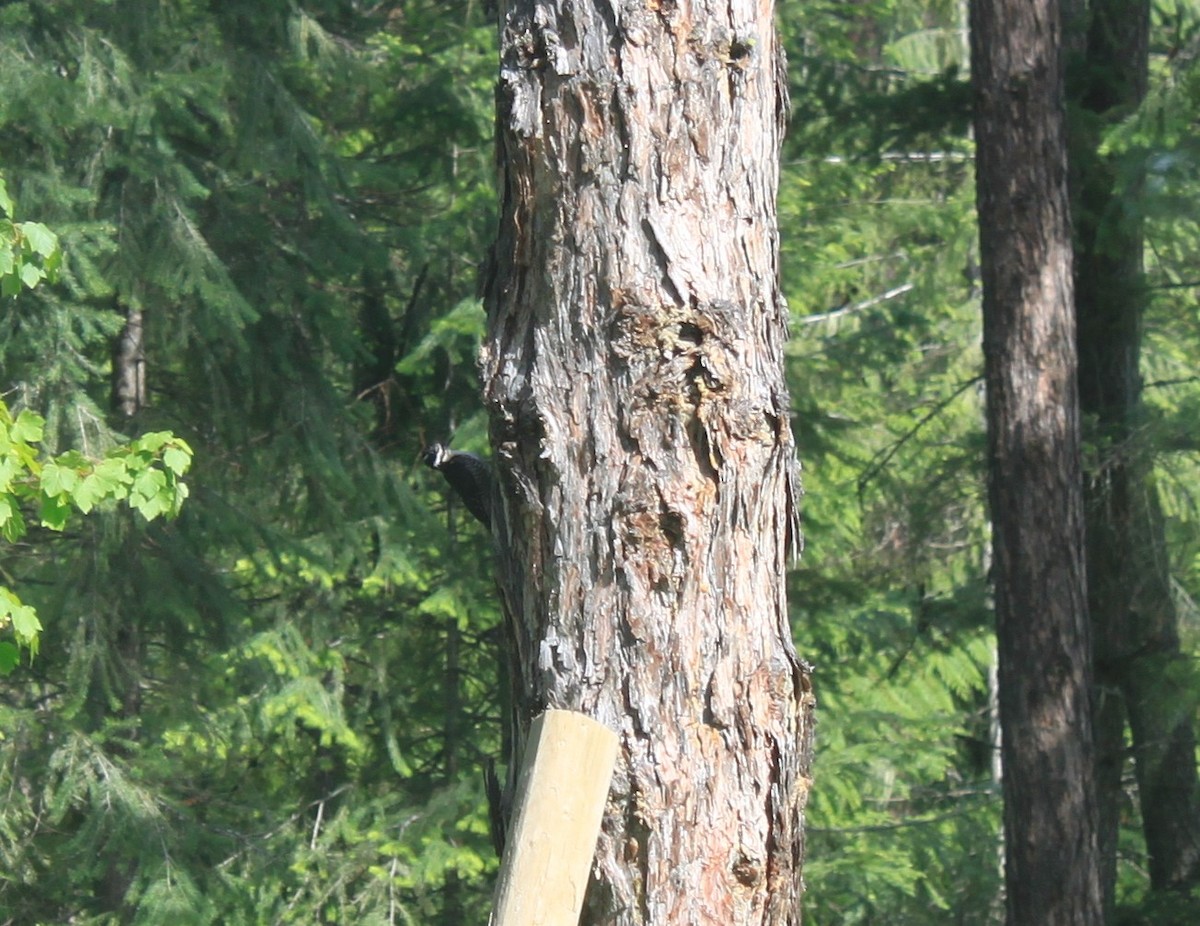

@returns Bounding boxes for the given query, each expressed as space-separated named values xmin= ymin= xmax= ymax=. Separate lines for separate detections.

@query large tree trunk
xmin=481 ymin=1 xmax=814 ymax=923
xmin=969 ymin=0 xmax=1103 ymax=922
xmin=1071 ymin=0 xmax=1200 ymax=900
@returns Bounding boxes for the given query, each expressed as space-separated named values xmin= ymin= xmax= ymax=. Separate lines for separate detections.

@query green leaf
xmin=19 ymin=221 xmax=58 ymax=257
xmin=19 ymin=261 xmax=41 ymax=289
xmin=40 ymin=493 xmax=72 ymax=531
xmin=11 ymin=409 xmax=44 ymax=444
xmin=80 ymin=457 xmax=133 ymax=509
xmin=0 ymin=178 xmax=12 ymax=217
xmin=0 ymin=498 xmax=26 ymax=542
xmin=54 ymin=449 xmax=89 ymax=469
xmin=136 ymin=431 xmax=173 ymax=453
xmin=132 ymin=466 xmax=167 ymax=502
xmin=12 ymin=614 xmax=41 ymax=652
xmin=0 ymin=641 xmax=18 ymax=675
xmin=76 ymin=459 xmax=132 ymax=512
xmin=0 ymin=456 xmax=15 ymax=492
xmin=131 ymin=467 xmax=171 ymax=520
xmin=170 ymin=479 xmax=190 ymax=516
xmin=0 ymin=586 xmax=41 ymax=650
xmin=163 ymin=445 xmax=192 ymax=476
xmin=73 ymin=479 xmax=99 ymax=514
xmin=40 ymin=460 xmax=79 ymax=497
xmin=134 ymin=493 xmax=170 ymax=521
xmin=43 ymin=247 xmax=62 ymax=276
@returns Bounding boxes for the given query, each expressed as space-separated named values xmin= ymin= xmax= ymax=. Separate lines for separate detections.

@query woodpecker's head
xmin=422 ymin=442 xmax=450 ymax=470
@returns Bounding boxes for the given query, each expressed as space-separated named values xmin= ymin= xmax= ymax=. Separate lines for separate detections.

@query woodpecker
xmin=422 ymin=442 xmax=494 ymax=529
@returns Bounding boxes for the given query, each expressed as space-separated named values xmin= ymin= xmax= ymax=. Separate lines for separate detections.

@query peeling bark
xmin=481 ymin=2 xmax=813 ymax=923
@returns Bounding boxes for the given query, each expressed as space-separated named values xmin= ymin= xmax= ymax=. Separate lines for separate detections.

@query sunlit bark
xmin=482 ymin=2 xmax=814 ymax=922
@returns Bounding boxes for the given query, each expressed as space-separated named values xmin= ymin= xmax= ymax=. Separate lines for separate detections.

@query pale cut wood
xmin=490 ymin=710 xmax=619 ymax=926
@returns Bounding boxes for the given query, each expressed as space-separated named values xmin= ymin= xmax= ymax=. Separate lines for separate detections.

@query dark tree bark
xmin=1070 ymin=0 xmax=1200 ymax=901
xmin=482 ymin=1 xmax=813 ymax=923
xmin=970 ymin=0 xmax=1103 ymax=922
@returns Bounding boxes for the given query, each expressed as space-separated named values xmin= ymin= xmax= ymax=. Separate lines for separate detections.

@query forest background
xmin=1 ymin=0 xmax=1198 ymax=923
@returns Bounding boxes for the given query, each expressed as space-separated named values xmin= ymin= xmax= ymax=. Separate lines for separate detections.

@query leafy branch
xmin=0 ymin=177 xmax=61 ymax=295
xmin=0 ymin=177 xmax=193 ymax=671
xmin=0 ymin=400 xmax=193 ymax=669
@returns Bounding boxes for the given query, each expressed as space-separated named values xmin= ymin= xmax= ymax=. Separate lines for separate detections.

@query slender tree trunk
xmin=88 ymin=531 xmax=145 ymax=917
xmin=969 ymin=0 xmax=1103 ymax=922
xmin=482 ymin=2 xmax=814 ymax=923
xmin=442 ymin=616 xmax=464 ymax=924
xmin=112 ymin=302 xmax=145 ymax=418
xmin=354 ymin=266 xmax=399 ymax=442
xmin=1071 ymin=0 xmax=1200 ymax=898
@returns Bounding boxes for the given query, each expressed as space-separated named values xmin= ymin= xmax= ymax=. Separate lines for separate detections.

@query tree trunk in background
xmin=482 ymin=1 xmax=814 ymax=922
xmin=970 ymin=0 xmax=1103 ymax=922
xmin=1071 ymin=0 xmax=1200 ymax=901
xmin=111 ymin=303 xmax=145 ymax=417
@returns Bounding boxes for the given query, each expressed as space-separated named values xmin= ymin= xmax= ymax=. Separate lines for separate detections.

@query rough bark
xmin=481 ymin=2 xmax=813 ymax=923
xmin=969 ymin=0 xmax=1103 ymax=922
xmin=1071 ymin=0 xmax=1200 ymax=899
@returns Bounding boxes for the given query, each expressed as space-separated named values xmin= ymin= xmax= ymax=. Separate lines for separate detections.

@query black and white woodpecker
xmin=421 ymin=442 xmax=494 ymax=530
xmin=423 ymin=442 xmax=506 ymax=854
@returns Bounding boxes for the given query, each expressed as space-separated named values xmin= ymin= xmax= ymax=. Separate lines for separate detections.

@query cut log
xmin=490 ymin=710 xmax=619 ymax=926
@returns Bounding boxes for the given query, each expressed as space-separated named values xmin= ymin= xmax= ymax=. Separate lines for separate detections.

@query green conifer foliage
xmin=781 ymin=3 xmax=1003 ymax=921
xmin=1 ymin=2 xmax=500 ymax=922
xmin=781 ymin=1 xmax=1200 ymax=920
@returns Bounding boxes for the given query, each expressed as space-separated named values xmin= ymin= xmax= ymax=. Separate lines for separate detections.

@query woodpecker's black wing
xmin=422 ymin=442 xmax=494 ymax=529
xmin=484 ymin=757 xmax=509 ymax=857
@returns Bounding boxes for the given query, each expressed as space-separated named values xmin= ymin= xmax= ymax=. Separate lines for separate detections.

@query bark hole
xmin=657 ymin=504 xmax=685 ymax=548
xmin=686 ymin=414 xmax=721 ymax=482
xmin=678 ymin=321 xmax=704 ymax=344
xmin=732 ymin=853 xmax=762 ymax=888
